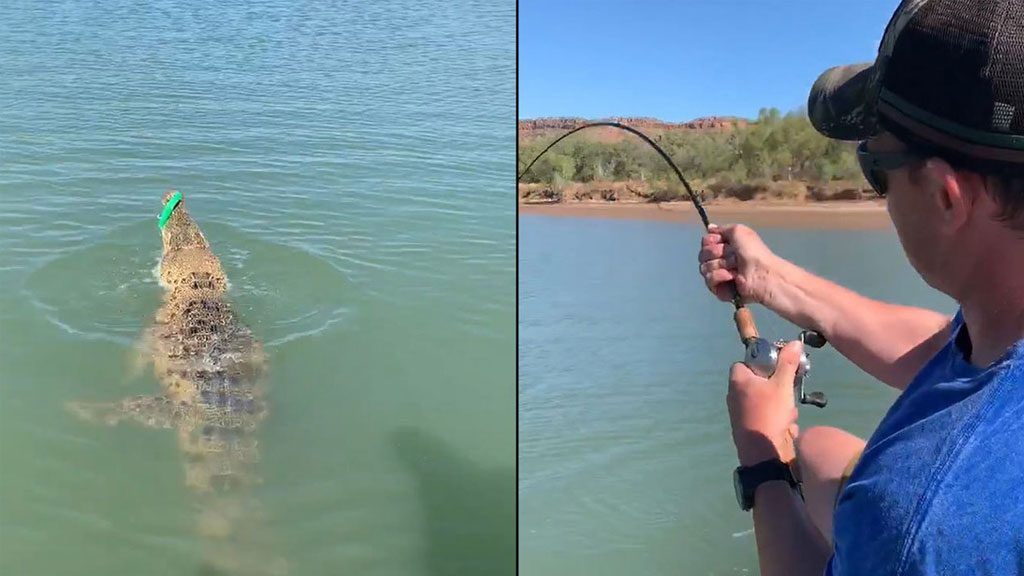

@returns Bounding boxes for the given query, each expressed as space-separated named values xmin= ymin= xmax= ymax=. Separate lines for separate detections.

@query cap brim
xmin=807 ymin=62 xmax=880 ymax=141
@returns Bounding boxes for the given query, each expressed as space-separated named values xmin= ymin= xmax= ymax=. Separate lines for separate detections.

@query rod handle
xmin=734 ymin=307 xmax=759 ymax=343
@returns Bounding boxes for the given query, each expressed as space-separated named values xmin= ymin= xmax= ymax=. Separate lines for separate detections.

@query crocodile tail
xmin=193 ymin=492 xmax=289 ymax=576
xmin=182 ymin=425 xmax=285 ymax=575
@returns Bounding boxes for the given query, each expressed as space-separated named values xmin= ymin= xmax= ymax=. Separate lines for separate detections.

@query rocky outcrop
xmin=518 ymin=116 xmax=747 ymax=140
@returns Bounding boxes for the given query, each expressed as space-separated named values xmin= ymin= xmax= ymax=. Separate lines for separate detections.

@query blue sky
xmin=519 ymin=0 xmax=900 ymax=121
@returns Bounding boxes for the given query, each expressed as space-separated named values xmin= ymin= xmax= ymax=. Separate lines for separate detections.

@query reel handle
xmin=802 ymin=391 xmax=828 ymax=408
xmin=800 ymin=330 xmax=828 ymax=349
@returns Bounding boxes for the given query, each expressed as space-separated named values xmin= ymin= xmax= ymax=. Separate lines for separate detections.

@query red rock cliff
xmin=518 ymin=116 xmax=747 ymax=141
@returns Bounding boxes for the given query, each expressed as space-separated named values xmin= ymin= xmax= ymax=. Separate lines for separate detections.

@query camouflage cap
xmin=808 ymin=0 xmax=1024 ymax=168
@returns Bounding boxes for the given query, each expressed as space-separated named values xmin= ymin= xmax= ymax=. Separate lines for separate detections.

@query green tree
xmin=517 ymin=105 xmax=864 ymax=187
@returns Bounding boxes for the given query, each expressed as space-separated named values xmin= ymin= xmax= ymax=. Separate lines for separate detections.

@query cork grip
xmin=734 ymin=307 xmax=758 ymax=342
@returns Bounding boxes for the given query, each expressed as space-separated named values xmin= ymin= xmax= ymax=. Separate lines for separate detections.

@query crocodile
xmin=67 ymin=190 xmax=285 ymax=575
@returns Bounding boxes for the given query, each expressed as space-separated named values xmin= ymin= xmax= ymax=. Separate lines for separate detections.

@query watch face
xmin=733 ymin=468 xmax=745 ymax=508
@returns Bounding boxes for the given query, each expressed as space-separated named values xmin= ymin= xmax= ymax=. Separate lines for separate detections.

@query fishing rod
xmin=518 ymin=121 xmax=829 ymax=408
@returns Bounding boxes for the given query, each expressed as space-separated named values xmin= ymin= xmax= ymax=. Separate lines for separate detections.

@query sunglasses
xmin=856 ymin=140 xmax=923 ymax=197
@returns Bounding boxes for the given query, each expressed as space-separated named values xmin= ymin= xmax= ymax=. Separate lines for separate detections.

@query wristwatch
xmin=733 ymin=458 xmax=800 ymax=511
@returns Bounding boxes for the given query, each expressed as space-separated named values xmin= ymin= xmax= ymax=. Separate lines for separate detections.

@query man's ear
xmin=922 ymin=158 xmax=973 ymax=230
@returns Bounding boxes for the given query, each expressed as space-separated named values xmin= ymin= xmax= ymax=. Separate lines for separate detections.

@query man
xmin=698 ymin=1 xmax=1024 ymax=575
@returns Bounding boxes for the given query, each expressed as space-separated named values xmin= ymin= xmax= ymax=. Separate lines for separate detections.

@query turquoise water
xmin=518 ymin=214 xmax=955 ymax=575
xmin=0 ymin=2 xmax=515 ymax=575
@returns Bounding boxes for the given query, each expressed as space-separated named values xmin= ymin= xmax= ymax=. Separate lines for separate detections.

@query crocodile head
xmin=159 ymin=190 xmax=209 ymax=254
xmin=158 ymin=191 xmax=226 ymax=292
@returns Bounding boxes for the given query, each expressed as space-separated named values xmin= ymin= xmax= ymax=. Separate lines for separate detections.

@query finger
xmin=713 ymin=284 xmax=735 ymax=302
xmin=712 ymin=223 xmax=739 ymax=240
xmin=704 ymin=268 xmax=735 ymax=291
xmin=699 ymin=259 xmax=722 ymax=276
xmin=698 ymin=243 xmax=725 ymax=263
xmin=701 ymin=233 xmax=723 ymax=248
xmin=698 ymin=243 xmax=734 ymax=264
xmin=770 ymin=340 xmax=804 ymax=389
xmin=699 ymin=253 xmax=738 ymax=275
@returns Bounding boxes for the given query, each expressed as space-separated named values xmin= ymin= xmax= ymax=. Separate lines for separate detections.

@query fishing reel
xmin=744 ymin=329 xmax=829 ymax=408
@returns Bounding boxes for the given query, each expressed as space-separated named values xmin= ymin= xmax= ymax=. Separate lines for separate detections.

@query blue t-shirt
xmin=827 ymin=308 xmax=1024 ymax=576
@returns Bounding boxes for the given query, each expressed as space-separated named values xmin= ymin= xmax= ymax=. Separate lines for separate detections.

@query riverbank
xmin=519 ymin=199 xmax=891 ymax=230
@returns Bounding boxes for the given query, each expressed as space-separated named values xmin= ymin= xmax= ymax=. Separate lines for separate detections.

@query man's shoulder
xmin=830 ymin=343 xmax=1024 ymax=575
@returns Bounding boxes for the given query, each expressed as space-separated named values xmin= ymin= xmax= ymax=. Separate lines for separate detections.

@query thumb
xmin=712 ymin=223 xmax=738 ymax=239
xmin=771 ymin=340 xmax=804 ymax=388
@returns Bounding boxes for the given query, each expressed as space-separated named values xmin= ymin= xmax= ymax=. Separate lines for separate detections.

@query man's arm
xmin=701 ymin=224 xmax=952 ymax=391
xmin=727 ymin=345 xmax=832 ymax=576
xmin=764 ymin=256 xmax=952 ymax=390
xmin=751 ymin=481 xmax=832 ymax=576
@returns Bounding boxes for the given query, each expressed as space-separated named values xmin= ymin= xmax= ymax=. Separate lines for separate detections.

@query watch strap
xmin=735 ymin=458 xmax=799 ymax=511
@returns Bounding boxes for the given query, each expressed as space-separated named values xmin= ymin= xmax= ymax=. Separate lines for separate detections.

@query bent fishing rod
xmin=517 ymin=121 xmax=829 ymax=408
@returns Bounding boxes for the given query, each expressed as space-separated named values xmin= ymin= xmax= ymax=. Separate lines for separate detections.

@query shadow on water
xmin=391 ymin=427 xmax=515 ymax=576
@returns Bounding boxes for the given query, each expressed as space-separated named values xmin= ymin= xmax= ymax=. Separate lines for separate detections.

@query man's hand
xmin=698 ymin=223 xmax=780 ymax=305
xmin=727 ymin=340 xmax=803 ymax=467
